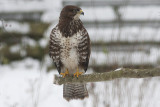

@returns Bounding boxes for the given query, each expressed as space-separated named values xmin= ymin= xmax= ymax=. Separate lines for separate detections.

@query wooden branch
xmin=53 ymin=68 xmax=160 ymax=85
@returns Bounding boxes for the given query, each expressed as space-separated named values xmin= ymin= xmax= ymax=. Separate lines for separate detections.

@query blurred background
xmin=0 ymin=0 xmax=160 ymax=107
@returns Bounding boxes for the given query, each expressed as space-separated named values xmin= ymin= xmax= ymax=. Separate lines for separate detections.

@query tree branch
xmin=53 ymin=68 xmax=160 ymax=85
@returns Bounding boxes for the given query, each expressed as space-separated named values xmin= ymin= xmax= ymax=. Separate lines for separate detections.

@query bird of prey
xmin=49 ymin=5 xmax=91 ymax=101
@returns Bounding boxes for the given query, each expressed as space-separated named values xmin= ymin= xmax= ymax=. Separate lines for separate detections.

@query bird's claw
xmin=60 ymin=69 xmax=69 ymax=78
xmin=74 ymin=71 xmax=83 ymax=78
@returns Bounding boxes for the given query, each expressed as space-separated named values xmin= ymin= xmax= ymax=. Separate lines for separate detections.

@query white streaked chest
xmin=58 ymin=31 xmax=82 ymax=70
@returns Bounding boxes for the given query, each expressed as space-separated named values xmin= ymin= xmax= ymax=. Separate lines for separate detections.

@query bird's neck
xmin=58 ymin=18 xmax=83 ymax=37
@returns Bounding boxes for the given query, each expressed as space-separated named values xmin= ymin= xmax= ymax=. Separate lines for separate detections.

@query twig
xmin=53 ymin=68 xmax=160 ymax=85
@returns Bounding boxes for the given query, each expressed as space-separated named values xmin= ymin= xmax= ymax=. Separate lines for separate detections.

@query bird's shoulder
xmin=50 ymin=25 xmax=62 ymax=39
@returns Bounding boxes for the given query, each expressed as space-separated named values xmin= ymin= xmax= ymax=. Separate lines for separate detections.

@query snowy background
xmin=1 ymin=58 xmax=160 ymax=107
xmin=0 ymin=0 xmax=160 ymax=107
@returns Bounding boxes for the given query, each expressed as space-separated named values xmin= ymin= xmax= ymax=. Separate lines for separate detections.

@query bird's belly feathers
xmin=61 ymin=48 xmax=78 ymax=71
xmin=60 ymin=35 xmax=79 ymax=72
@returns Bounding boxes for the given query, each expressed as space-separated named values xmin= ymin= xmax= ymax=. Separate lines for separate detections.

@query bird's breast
xmin=60 ymin=33 xmax=81 ymax=70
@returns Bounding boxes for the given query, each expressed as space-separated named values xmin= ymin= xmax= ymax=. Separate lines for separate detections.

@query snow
xmin=120 ymin=6 xmax=160 ymax=20
xmin=0 ymin=59 xmax=160 ymax=107
xmin=10 ymin=44 xmax=21 ymax=53
xmin=0 ymin=0 xmax=61 ymax=13
xmin=1 ymin=21 xmax=160 ymax=43
xmin=115 ymin=68 xmax=122 ymax=71
xmin=1 ymin=0 xmax=160 ymax=43
xmin=0 ymin=59 xmax=66 ymax=107
xmin=0 ymin=0 xmax=62 ymax=22
xmin=1 ymin=0 xmax=160 ymax=22
xmin=1 ymin=0 xmax=160 ymax=106
xmin=81 ymin=7 xmax=116 ymax=21
xmin=0 ymin=21 xmax=30 ymax=33
xmin=88 ymin=27 xmax=160 ymax=42
xmin=90 ymin=47 xmax=160 ymax=65
xmin=21 ymin=37 xmax=37 ymax=47
xmin=39 ymin=38 xmax=48 ymax=48
xmin=80 ymin=6 xmax=160 ymax=21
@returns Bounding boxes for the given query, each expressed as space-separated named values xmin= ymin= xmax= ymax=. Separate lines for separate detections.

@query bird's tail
xmin=63 ymin=83 xmax=88 ymax=101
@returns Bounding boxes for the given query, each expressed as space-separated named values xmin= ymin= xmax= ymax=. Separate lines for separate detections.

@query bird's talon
xmin=60 ymin=69 xmax=69 ymax=78
xmin=74 ymin=71 xmax=83 ymax=78
xmin=60 ymin=73 xmax=65 ymax=78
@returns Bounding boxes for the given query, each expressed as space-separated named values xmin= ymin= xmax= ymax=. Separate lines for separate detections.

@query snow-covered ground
xmin=0 ymin=59 xmax=160 ymax=107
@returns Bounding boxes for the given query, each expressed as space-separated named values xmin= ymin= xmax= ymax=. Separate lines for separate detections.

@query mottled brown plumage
xmin=49 ymin=5 xmax=90 ymax=101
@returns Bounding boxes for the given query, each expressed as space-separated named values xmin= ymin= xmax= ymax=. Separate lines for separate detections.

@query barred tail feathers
xmin=63 ymin=83 xmax=88 ymax=101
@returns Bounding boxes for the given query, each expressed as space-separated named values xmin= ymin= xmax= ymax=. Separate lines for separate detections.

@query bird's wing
xmin=78 ymin=28 xmax=91 ymax=72
xmin=49 ymin=26 xmax=62 ymax=74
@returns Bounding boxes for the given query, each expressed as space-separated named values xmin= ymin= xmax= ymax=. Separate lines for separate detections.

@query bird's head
xmin=60 ymin=5 xmax=84 ymax=20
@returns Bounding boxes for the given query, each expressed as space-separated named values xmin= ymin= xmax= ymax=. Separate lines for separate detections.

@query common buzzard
xmin=49 ymin=5 xmax=90 ymax=101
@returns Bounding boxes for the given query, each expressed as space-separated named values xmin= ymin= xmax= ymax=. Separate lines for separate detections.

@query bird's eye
xmin=72 ymin=9 xmax=77 ymax=13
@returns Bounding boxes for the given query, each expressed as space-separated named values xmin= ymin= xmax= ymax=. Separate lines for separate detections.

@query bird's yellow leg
xmin=74 ymin=67 xmax=83 ymax=78
xmin=60 ymin=69 xmax=69 ymax=78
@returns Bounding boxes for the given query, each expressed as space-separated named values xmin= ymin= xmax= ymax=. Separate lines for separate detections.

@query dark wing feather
xmin=49 ymin=26 xmax=62 ymax=74
xmin=78 ymin=28 xmax=91 ymax=72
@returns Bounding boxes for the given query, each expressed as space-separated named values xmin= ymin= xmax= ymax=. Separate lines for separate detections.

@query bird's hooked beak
xmin=79 ymin=9 xmax=84 ymax=15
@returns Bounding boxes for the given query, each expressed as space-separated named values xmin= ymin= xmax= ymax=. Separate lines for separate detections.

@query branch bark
xmin=53 ymin=68 xmax=160 ymax=85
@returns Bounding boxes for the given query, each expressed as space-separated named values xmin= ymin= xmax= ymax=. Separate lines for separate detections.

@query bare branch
xmin=53 ymin=68 xmax=160 ymax=85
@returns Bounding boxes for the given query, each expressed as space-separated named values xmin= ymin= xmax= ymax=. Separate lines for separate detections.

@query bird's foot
xmin=60 ymin=69 xmax=69 ymax=78
xmin=74 ymin=68 xmax=83 ymax=78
